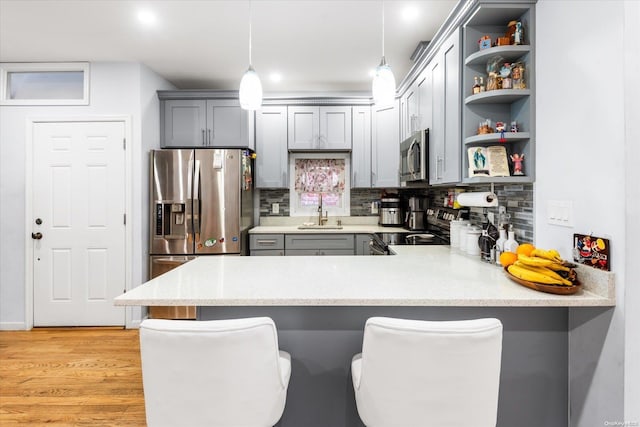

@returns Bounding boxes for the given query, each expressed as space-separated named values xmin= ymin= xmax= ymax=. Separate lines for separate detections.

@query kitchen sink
xmin=297 ymin=224 xmax=343 ymax=230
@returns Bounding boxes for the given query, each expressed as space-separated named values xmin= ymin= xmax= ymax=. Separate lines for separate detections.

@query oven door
xmin=400 ymin=129 xmax=428 ymax=182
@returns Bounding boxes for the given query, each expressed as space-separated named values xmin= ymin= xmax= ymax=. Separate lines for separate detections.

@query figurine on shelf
xmin=496 ymin=121 xmax=506 ymax=142
xmin=510 ymin=121 xmax=519 ymax=133
xmin=510 ymin=153 xmax=525 ymax=175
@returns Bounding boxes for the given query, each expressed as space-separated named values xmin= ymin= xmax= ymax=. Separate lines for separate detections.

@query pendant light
xmin=239 ymin=0 xmax=262 ymax=110
xmin=372 ymin=0 xmax=396 ymax=107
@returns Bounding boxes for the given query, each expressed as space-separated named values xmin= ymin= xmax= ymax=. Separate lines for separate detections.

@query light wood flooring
xmin=0 ymin=327 xmax=146 ymax=426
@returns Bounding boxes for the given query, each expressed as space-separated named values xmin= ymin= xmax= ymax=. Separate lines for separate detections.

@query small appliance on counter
xmin=405 ymin=196 xmax=427 ymax=231
xmin=379 ymin=197 xmax=403 ymax=226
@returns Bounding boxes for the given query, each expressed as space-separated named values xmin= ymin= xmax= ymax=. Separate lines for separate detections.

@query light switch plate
xmin=547 ymin=200 xmax=573 ymax=227
xmin=272 ymin=203 xmax=279 ymax=214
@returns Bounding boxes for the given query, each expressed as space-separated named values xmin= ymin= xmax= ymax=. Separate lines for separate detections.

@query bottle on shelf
xmin=473 ymin=76 xmax=481 ymax=95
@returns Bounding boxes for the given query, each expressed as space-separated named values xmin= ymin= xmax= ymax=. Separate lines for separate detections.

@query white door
xmin=32 ymin=121 xmax=126 ymax=326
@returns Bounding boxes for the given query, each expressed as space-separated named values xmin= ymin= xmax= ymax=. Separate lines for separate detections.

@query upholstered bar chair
xmin=139 ymin=317 xmax=291 ymax=427
xmin=351 ymin=317 xmax=503 ymax=427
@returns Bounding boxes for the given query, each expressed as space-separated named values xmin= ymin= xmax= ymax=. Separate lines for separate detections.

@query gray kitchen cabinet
xmin=255 ymin=106 xmax=289 ymax=188
xmin=351 ymin=106 xmax=372 ymax=188
xmin=429 ymin=28 xmax=461 ymax=185
xmin=400 ymin=82 xmax=419 ymax=141
xmin=249 ymin=234 xmax=285 ymax=256
xmin=161 ymin=99 xmax=253 ymax=149
xmin=371 ymin=100 xmax=400 ymax=188
xmin=284 ymin=234 xmax=355 ymax=256
xmin=355 ymin=234 xmax=374 ymax=255
xmin=288 ymin=106 xmax=352 ymax=150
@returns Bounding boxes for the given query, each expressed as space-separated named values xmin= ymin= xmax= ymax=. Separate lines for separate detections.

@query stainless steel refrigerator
xmin=148 ymin=148 xmax=254 ymax=319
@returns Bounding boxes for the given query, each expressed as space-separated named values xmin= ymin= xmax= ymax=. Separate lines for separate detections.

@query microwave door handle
xmin=408 ymin=139 xmax=419 ymax=177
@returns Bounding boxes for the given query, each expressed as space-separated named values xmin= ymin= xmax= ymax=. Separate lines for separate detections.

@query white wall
xmin=623 ymin=1 xmax=640 ymax=422
xmin=0 ymin=62 xmax=173 ymax=329
xmin=536 ymin=1 xmax=633 ymax=425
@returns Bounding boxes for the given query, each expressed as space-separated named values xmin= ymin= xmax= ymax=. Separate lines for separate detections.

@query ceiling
xmin=0 ymin=0 xmax=458 ymax=93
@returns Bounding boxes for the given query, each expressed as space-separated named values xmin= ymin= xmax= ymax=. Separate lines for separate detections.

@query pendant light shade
xmin=239 ymin=1 xmax=262 ymax=110
xmin=239 ymin=66 xmax=263 ymax=110
xmin=372 ymin=1 xmax=396 ymax=106
xmin=372 ymin=56 xmax=396 ymax=107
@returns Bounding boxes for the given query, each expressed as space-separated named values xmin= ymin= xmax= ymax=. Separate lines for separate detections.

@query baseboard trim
xmin=0 ymin=321 xmax=29 ymax=331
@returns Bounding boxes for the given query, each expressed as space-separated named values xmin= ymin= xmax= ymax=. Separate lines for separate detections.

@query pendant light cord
xmin=248 ymin=0 xmax=253 ymax=66
xmin=381 ymin=0 xmax=385 ymax=58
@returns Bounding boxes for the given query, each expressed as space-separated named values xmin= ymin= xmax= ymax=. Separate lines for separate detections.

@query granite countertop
xmin=115 ymin=246 xmax=615 ymax=308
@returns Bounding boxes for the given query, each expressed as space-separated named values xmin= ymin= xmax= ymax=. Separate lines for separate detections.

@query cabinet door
xmin=255 ymin=106 xmax=289 ymax=188
xmin=428 ymin=28 xmax=461 ymax=185
xmin=355 ymin=234 xmax=373 ymax=255
xmin=319 ymin=106 xmax=352 ymax=150
xmin=441 ymin=28 xmax=461 ymax=184
xmin=406 ymin=84 xmax=418 ymax=135
xmin=162 ymin=100 xmax=207 ymax=147
xmin=416 ymin=73 xmax=430 ymax=131
xmin=207 ymin=100 xmax=253 ymax=149
xmin=288 ymin=106 xmax=319 ymax=150
xmin=351 ymin=106 xmax=372 ymax=188
xmin=371 ymin=101 xmax=400 ymax=188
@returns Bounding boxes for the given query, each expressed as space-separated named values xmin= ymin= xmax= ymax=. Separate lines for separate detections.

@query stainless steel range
xmin=370 ymin=207 xmax=470 ymax=254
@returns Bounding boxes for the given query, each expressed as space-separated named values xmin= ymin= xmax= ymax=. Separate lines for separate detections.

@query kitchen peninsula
xmin=115 ymin=247 xmax=614 ymax=427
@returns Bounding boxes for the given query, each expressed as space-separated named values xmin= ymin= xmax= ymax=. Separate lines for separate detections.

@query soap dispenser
xmin=495 ymin=228 xmax=508 ymax=265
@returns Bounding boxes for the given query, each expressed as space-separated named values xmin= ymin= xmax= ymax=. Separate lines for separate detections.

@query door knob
xmin=31 ymin=232 xmax=43 ymax=240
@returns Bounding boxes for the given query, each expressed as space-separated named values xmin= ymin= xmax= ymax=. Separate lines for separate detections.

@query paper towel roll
xmin=456 ymin=192 xmax=498 ymax=207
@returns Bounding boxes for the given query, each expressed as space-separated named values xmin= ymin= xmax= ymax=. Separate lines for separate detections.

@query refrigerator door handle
xmin=193 ymin=160 xmax=201 ymax=236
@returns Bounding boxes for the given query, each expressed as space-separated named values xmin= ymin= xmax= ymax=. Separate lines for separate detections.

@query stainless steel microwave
xmin=400 ymin=129 xmax=429 ymax=184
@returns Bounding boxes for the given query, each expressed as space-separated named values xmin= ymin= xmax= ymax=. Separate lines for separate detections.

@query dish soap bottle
xmin=504 ymin=226 xmax=519 ymax=253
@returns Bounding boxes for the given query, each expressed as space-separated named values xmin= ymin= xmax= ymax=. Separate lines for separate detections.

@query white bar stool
xmin=139 ymin=317 xmax=291 ymax=427
xmin=351 ymin=317 xmax=503 ymax=427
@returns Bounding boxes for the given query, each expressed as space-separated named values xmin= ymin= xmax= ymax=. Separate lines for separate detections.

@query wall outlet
xmin=272 ymin=203 xmax=279 ymax=214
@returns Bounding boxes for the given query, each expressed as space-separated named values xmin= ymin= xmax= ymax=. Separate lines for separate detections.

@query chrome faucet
xmin=318 ymin=194 xmax=328 ymax=226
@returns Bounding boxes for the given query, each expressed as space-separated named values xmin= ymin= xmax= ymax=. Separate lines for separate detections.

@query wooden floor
xmin=0 ymin=328 xmax=146 ymax=426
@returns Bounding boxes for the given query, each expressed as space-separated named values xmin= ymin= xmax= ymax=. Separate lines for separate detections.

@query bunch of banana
xmin=507 ymin=248 xmax=578 ymax=286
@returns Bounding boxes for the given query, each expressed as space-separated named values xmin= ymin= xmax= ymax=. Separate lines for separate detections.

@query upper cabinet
xmin=351 ymin=106 xmax=372 ymax=188
xmin=429 ymin=28 xmax=462 ymax=185
xmin=288 ymin=106 xmax=352 ymax=150
xmin=461 ymin=3 xmax=535 ymax=183
xmin=371 ymin=101 xmax=400 ymax=188
xmin=255 ymin=106 xmax=288 ymax=188
xmin=161 ymin=98 xmax=254 ymax=149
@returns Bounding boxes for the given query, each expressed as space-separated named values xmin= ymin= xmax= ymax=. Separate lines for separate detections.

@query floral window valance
xmin=294 ymin=159 xmax=345 ymax=194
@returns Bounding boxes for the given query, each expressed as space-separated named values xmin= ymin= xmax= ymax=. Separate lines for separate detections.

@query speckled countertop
xmin=115 ymin=246 xmax=615 ymax=307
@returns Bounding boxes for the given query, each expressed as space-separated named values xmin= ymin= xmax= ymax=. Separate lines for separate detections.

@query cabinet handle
xmin=202 ymin=129 xmax=206 ymax=146
xmin=256 ymin=239 xmax=277 ymax=245
xmin=208 ymin=129 xmax=212 ymax=146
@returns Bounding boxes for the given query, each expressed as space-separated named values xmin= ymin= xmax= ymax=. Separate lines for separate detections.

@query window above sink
xmin=289 ymin=153 xmax=350 ymax=217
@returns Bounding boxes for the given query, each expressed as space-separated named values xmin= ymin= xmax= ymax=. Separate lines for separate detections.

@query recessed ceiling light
xmin=401 ymin=6 xmax=419 ymax=22
xmin=270 ymin=73 xmax=282 ymax=83
xmin=137 ymin=9 xmax=157 ymax=26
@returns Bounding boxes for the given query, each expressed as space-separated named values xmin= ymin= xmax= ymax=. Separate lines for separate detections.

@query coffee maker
xmin=405 ymin=196 xmax=427 ymax=230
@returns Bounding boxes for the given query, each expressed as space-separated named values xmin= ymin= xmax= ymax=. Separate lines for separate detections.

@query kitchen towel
xmin=456 ymin=192 xmax=499 ymax=207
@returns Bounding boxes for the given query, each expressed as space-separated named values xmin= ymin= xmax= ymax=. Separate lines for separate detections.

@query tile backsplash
xmin=258 ymin=184 xmax=534 ymax=242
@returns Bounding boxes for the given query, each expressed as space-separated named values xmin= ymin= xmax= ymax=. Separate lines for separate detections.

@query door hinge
xmin=123 ymin=138 xmax=126 ymax=149
xmin=123 ymin=214 xmax=126 ymax=225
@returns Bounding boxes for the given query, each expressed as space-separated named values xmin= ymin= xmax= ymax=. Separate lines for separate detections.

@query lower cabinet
xmin=250 ymin=233 xmax=375 ymax=256
xmin=355 ymin=234 xmax=374 ymax=255
xmin=249 ymin=234 xmax=285 ymax=256
xmin=285 ymin=234 xmax=355 ymax=256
